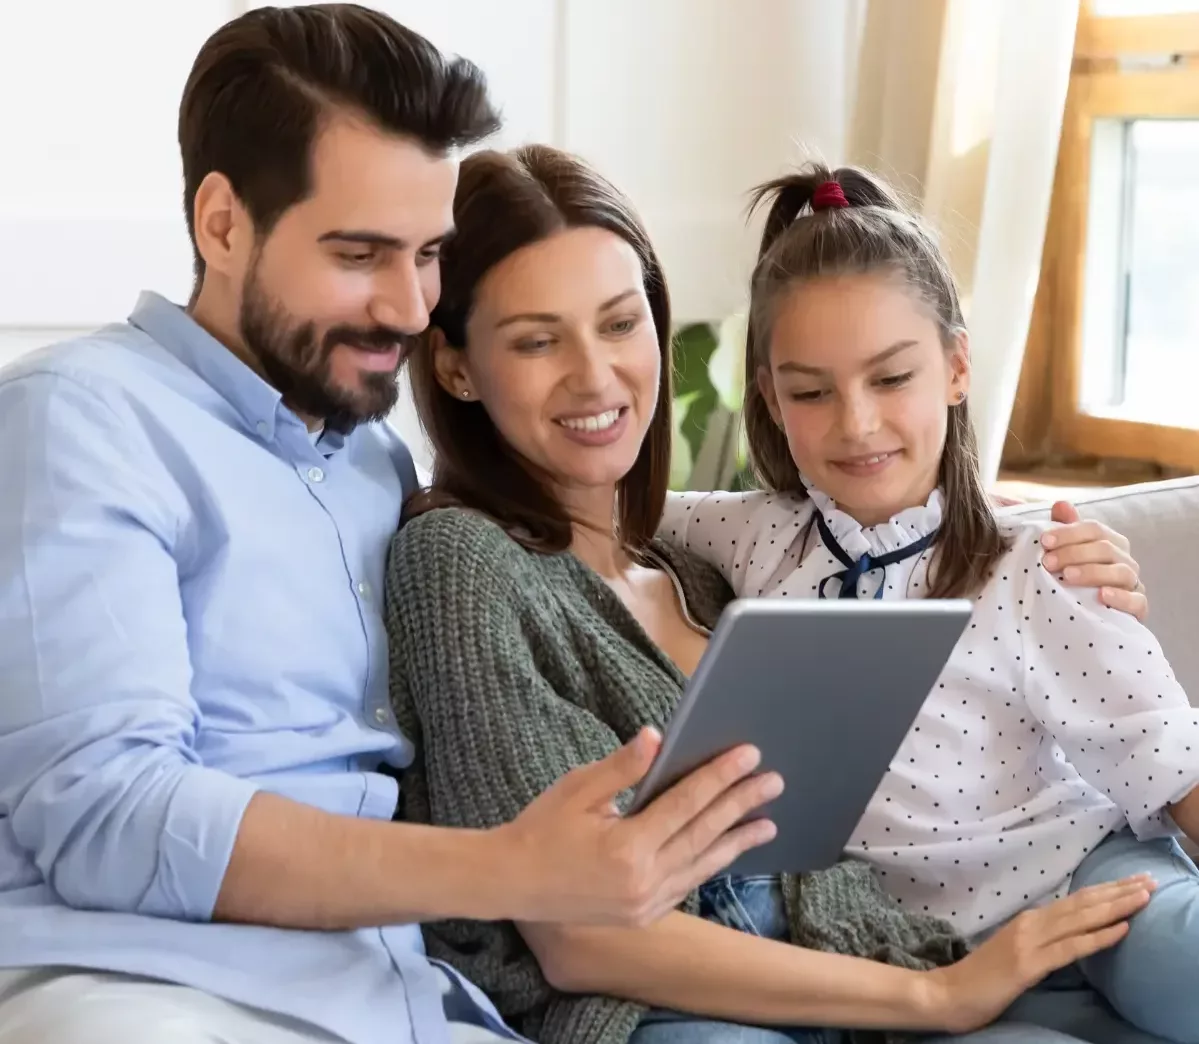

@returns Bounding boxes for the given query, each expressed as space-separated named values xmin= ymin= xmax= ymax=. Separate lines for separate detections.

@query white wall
xmin=0 ymin=0 xmax=862 ymax=469
xmin=559 ymin=0 xmax=863 ymax=323
xmin=0 ymin=0 xmax=236 ymax=365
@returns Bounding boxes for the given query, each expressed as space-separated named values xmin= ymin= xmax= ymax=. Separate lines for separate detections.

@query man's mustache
xmin=323 ymin=324 xmax=412 ymax=355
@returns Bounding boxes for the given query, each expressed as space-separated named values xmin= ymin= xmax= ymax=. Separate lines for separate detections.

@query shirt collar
xmin=129 ymin=290 xmax=303 ymax=447
xmin=803 ymin=475 xmax=943 ymax=558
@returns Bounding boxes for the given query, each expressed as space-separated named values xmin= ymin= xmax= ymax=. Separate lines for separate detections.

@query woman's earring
xmin=955 ymin=391 xmax=966 ymax=404
xmin=461 ymin=389 xmax=472 ymax=400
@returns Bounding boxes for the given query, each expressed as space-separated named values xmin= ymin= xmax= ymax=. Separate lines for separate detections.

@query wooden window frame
xmin=1006 ymin=4 xmax=1199 ymax=472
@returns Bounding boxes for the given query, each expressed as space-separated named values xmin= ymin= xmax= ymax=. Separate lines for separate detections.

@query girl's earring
xmin=955 ymin=391 xmax=966 ymax=404
xmin=461 ymin=389 xmax=472 ymax=400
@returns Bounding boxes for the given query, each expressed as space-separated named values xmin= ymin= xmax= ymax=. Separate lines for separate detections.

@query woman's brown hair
xmin=405 ymin=144 xmax=674 ymax=553
xmin=743 ymin=162 xmax=1008 ymax=598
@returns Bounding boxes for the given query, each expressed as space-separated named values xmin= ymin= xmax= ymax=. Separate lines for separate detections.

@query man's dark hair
xmin=178 ymin=3 xmax=501 ymax=281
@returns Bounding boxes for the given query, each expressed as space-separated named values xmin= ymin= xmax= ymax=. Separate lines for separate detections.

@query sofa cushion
xmin=1005 ymin=476 xmax=1199 ymax=705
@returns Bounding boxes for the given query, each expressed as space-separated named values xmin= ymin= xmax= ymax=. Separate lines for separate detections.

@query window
xmin=1007 ymin=2 xmax=1199 ymax=471
xmin=1081 ymin=118 xmax=1199 ymax=428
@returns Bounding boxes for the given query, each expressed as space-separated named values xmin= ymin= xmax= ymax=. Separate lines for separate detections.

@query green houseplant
xmin=670 ymin=312 xmax=753 ymax=492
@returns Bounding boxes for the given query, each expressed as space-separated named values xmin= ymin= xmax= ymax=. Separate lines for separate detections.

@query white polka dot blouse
xmin=659 ymin=486 xmax=1199 ymax=936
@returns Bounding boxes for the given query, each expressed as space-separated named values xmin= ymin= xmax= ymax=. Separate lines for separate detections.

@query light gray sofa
xmin=1008 ymin=475 xmax=1199 ymax=705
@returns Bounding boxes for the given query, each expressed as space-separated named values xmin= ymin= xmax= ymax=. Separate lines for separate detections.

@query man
xmin=0 ymin=7 xmax=778 ymax=1043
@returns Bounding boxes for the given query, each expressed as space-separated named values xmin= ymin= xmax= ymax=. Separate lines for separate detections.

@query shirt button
xmin=307 ymin=466 xmax=325 ymax=483
xmin=255 ymin=420 xmax=269 ymax=437
xmin=373 ymin=707 xmax=389 ymax=725
xmin=356 ymin=580 xmax=371 ymax=601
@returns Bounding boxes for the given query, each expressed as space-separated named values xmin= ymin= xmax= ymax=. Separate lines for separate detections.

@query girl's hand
xmin=1043 ymin=500 xmax=1146 ymax=620
xmin=922 ymin=875 xmax=1154 ymax=1034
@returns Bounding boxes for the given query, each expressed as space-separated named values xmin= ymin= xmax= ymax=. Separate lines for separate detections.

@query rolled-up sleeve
xmin=0 ymin=371 xmax=258 ymax=920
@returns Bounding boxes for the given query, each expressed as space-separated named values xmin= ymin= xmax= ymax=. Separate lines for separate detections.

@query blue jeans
xmin=1050 ymin=827 xmax=1199 ymax=1044
xmin=628 ymin=856 xmax=1191 ymax=1044
xmin=630 ymin=878 xmax=1087 ymax=1044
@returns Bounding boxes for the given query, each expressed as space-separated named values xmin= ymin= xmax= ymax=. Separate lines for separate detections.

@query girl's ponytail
xmin=742 ymin=167 xmax=845 ymax=494
xmin=749 ymin=169 xmax=828 ymax=266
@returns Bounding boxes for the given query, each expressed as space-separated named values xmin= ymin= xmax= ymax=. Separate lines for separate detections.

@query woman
xmin=385 ymin=144 xmax=1150 ymax=1044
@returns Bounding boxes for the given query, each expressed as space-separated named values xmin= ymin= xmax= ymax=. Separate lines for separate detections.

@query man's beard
xmin=238 ymin=263 xmax=409 ymax=434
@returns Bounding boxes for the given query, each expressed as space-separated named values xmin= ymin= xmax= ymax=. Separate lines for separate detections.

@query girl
xmin=663 ymin=165 xmax=1199 ymax=1044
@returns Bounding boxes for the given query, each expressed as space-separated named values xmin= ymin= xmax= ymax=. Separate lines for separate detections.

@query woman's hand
xmin=1043 ymin=500 xmax=1147 ymax=620
xmin=921 ymin=875 xmax=1154 ymax=1034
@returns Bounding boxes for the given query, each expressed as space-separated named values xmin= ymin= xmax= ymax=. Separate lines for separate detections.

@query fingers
xmin=1056 ymin=562 xmax=1139 ymax=592
xmin=655 ymin=769 xmax=783 ymax=875
xmin=642 ymin=818 xmax=779 ymax=922
xmin=616 ymin=760 xmax=779 ymax=926
xmin=1049 ymin=500 xmax=1081 ymax=525
xmin=1043 ymin=538 xmax=1137 ymax=575
xmin=1032 ymin=876 xmax=1153 ymax=943
xmin=1042 ymin=520 xmax=1131 ymax=556
xmin=564 ymin=728 xmax=662 ymax=808
xmin=1042 ymin=526 xmax=1141 ymax=603
xmin=1041 ymin=921 xmax=1131 ymax=971
xmin=994 ymin=877 xmax=1152 ymax=986
xmin=634 ymin=745 xmax=767 ymax=841
xmin=1100 ymin=585 xmax=1149 ymax=622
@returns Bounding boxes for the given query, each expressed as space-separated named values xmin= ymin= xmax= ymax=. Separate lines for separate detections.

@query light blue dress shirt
xmin=0 ymin=292 xmax=517 ymax=1044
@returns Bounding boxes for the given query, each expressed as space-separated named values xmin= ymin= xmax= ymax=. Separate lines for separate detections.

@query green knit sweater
xmin=386 ymin=507 xmax=968 ymax=1044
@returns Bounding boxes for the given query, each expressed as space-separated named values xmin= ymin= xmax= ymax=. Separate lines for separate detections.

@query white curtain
xmin=848 ymin=0 xmax=1079 ymax=485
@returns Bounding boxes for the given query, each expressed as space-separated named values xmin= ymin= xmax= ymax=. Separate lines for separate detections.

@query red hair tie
xmin=812 ymin=180 xmax=849 ymax=211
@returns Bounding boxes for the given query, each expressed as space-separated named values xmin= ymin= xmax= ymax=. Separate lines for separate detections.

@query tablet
xmin=627 ymin=598 xmax=973 ymax=876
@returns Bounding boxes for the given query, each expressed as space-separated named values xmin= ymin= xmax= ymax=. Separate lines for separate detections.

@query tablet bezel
xmin=626 ymin=598 xmax=973 ymax=876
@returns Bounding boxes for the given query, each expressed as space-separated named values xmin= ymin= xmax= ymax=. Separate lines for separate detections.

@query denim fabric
xmin=699 ymin=875 xmax=790 ymax=941
xmin=628 ymin=1019 xmax=836 ymax=1044
xmin=1064 ymin=827 xmax=1199 ymax=1044
xmin=632 ymin=875 xmax=837 ymax=1044
xmin=970 ymin=826 xmax=1199 ymax=1044
xmin=996 ymin=965 xmax=1169 ymax=1044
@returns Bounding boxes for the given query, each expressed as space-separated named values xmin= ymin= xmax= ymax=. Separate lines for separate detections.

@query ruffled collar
xmin=804 ymin=480 xmax=943 ymax=559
